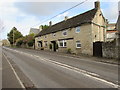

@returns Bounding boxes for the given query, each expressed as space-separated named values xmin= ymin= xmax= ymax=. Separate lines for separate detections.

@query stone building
xmin=116 ymin=1 xmax=120 ymax=60
xmin=106 ymin=23 xmax=117 ymax=41
xmin=2 ymin=39 xmax=10 ymax=46
xmin=29 ymin=28 xmax=40 ymax=35
xmin=35 ymin=1 xmax=106 ymax=56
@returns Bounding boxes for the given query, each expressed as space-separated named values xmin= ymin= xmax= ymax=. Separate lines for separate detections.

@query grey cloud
xmin=14 ymin=2 xmax=78 ymax=17
xmin=102 ymin=2 xmax=118 ymax=23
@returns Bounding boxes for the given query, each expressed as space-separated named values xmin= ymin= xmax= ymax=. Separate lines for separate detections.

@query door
xmin=93 ymin=42 xmax=103 ymax=57
xmin=51 ymin=41 xmax=56 ymax=52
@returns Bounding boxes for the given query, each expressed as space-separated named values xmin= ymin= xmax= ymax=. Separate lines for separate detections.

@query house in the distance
xmin=106 ymin=23 xmax=117 ymax=41
xmin=29 ymin=28 xmax=40 ymax=35
xmin=35 ymin=1 xmax=107 ymax=56
xmin=2 ymin=39 xmax=10 ymax=46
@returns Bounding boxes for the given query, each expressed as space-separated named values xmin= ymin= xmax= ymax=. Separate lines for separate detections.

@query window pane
xmin=77 ymin=44 xmax=81 ymax=47
xmin=59 ymin=41 xmax=63 ymax=47
xmin=76 ymin=41 xmax=81 ymax=48
xmin=63 ymin=31 xmax=67 ymax=36
xmin=76 ymin=27 xmax=80 ymax=33
xmin=64 ymin=41 xmax=67 ymax=47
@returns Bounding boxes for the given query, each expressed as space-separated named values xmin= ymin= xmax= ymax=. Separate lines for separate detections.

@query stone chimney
xmin=49 ymin=21 xmax=52 ymax=26
xmin=65 ymin=16 xmax=68 ymax=21
xmin=95 ymin=1 xmax=100 ymax=9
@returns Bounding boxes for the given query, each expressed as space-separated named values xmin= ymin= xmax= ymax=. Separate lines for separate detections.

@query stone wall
xmin=102 ymin=40 xmax=118 ymax=59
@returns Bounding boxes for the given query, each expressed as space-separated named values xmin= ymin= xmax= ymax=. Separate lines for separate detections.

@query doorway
xmin=93 ymin=42 xmax=103 ymax=57
xmin=38 ymin=41 xmax=43 ymax=47
xmin=51 ymin=41 xmax=56 ymax=52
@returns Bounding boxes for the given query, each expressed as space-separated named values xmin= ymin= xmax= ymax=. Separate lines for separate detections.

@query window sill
xmin=76 ymin=47 xmax=81 ymax=49
xmin=59 ymin=47 xmax=67 ymax=48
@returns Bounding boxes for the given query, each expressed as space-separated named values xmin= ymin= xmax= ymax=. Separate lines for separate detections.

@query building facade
xmin=106 ymin=23 xmax=117 ymax=41
xmin=35 ymin=1 xmax=106 ymax=56
xmin=29 ymin=28 xmax=40 ymax=35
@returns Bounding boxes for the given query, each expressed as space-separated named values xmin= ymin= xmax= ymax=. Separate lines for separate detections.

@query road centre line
xmin=4 ymin=47 xmax=119 ymax=88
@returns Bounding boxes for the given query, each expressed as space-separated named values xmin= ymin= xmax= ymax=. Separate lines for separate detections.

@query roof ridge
xmin=50 ymin=8 xmax=97 ymax=28
xmin=36 ymin=8 xmax=98 ymax=37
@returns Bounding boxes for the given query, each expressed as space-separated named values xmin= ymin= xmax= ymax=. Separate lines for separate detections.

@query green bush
xmin=67 ymin=48 xmax=71 ymax=54
xmin=16 ymin=39 xmax=23 ymax=47
xmin=27 ymin=40 xmax=34 ymax=47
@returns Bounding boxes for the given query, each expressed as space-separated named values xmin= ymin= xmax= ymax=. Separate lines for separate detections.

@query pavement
xmin=2 ymin=47 xmax=119 ymax=88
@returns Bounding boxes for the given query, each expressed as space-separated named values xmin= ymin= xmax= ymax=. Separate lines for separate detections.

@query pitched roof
xmin=30 ymin=28 xmax=40 ymax=34
xmin=36 ymin=8 xmax=98 ymax=37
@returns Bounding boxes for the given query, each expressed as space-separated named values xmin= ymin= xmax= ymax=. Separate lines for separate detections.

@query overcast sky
xmin=0 ymin=0 xmax=119 ymax=40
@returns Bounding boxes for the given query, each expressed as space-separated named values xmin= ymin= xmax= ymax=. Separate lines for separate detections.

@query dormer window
xmin=76 ymin=26 xmax=80 ymax=33
xmin=45 ymin=35 xmax=47 ymax=38
xmin=62 ymin=30 xmax=67 ymax=36
xmin=52 ymin=33 xmax=56 ymax=37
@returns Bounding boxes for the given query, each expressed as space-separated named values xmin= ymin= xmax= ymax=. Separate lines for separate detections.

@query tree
xmin=16 ymin=38 xmax=23 ymax=47
xmin=27 ymin=33 xmax=35 ymax=47
xmin=7 ymin=27 xmax=23 ymax=45
xmin=40 ymin=25 xmax=49 ymax=30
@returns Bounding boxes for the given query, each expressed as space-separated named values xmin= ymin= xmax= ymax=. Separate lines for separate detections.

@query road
xmin=2 ymin=47 xmax=119 ymax=88
xmin=2 ymin=53 xmax=24 ymax=89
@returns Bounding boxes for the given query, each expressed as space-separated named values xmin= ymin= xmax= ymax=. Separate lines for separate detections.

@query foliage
xmin=26 ymin=33 xmax=35 ymax=47
xmin=27 ymin=40 xmax=34 ymax=47
xmin=16 ymin=38 xmax=23 ymax=47
xmin=7 ymin=27 xmax=23 ymax=45
xmin=40 ymin=25 xmax=49 ymax=30
xmin=67 ymin=48 xmax=72 ymax=54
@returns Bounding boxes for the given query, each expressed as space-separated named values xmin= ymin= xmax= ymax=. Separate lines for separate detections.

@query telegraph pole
xmin=13 ymin=29 xmax=14 ymax=46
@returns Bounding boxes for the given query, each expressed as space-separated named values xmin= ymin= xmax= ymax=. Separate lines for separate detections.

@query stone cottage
xmin=35 ymin=1 xmax=107 ymax=56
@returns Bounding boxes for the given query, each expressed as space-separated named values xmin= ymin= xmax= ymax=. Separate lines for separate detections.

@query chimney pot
xmin=95 ymin=1 xmax=100 ymax=9
xmin=49 ymin=21 xmax=52 ymax=26
xmin=65 ymin=16 xmax=68 ymax=21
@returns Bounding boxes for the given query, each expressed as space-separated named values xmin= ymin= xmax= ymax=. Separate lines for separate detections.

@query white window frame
xmin=62 ymin=30 xmax=67 ymax=36
xmin=59 ymin=40 xmax=67 ymax=47
xmin=76 ymin=41 xmax=81 ymax=48
xmin=75 ymin=26 xmax=80 ymax=33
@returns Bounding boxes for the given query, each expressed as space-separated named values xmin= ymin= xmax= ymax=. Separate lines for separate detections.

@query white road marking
xmin=3 ymin=53 xmax=25 ymax=89
xmin=50 ymin=53 xmax=118 ymax=67
xmin=4 ymin=47 xmax=119 ymax=88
